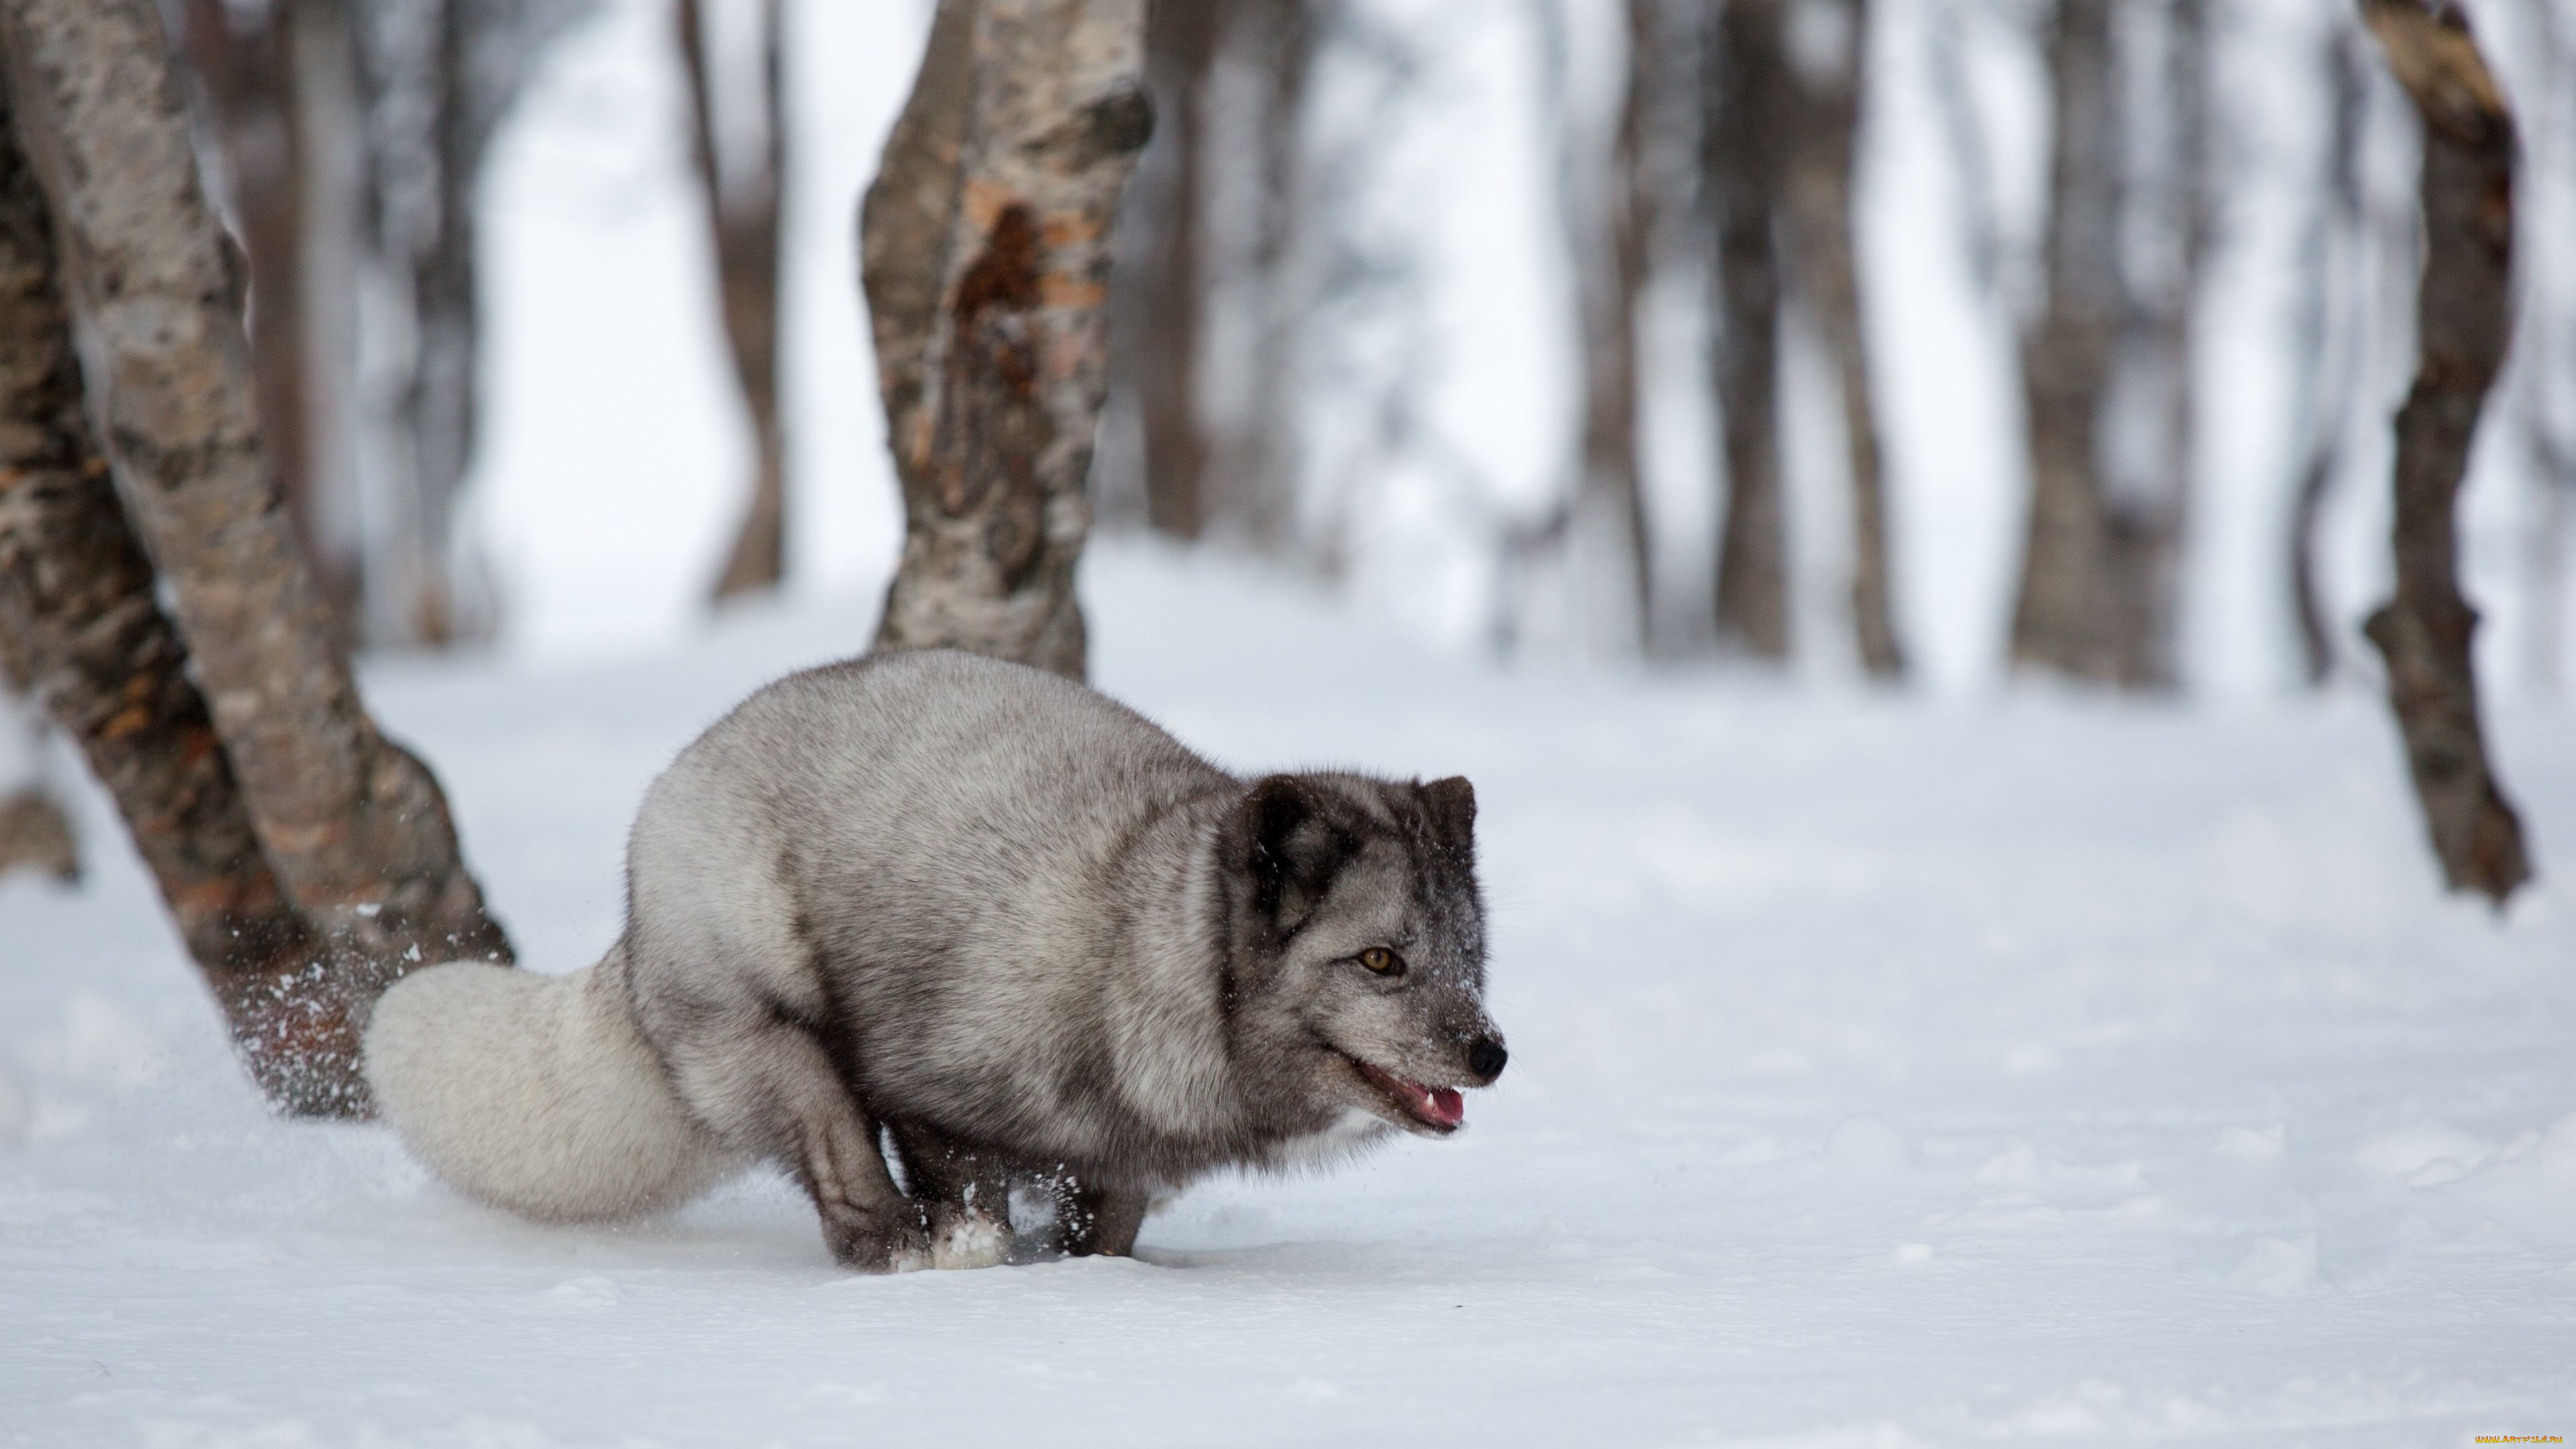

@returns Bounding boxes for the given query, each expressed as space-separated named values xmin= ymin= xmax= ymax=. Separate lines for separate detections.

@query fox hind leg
xmin=658 ymin=1017 xmax=926 ymax=1272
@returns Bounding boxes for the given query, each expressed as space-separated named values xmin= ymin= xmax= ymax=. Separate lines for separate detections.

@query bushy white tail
xmin=362 ymin=953 xmax=740 ymax=1222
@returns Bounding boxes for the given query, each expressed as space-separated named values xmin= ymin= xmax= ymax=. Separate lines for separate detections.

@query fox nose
xmin=1466 ymin=1036 xmax=1507 ymax=1083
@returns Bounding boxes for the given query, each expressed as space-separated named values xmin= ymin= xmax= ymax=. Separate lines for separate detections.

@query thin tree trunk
xmin=2119 ymin=0 xmax=2207 ymax=690
xmin=1779 ymin=0 xmax=1902 ymax=678
xmin=2008 ymin=0 xmax=2129 ymax=684
xmin=1707 ymin=0 xmax=1790 ymax=660
xmin=686 ymin=0 xmax=790 ymax=601
xmin=2355 ymin=0 xmax=2530 ymax=903
xmin=863 ymin=0 xmax=1154 ymax=680
xmin=1236 ymin=0 xmax=1316 ymax=555
xmin=0 ymin=85 xmax=384 ymax=1110
xmin=2290 ymin=20 xmax=2369 ymax=687
xmin=1563 ymin=0 xmax=1655 ymax=648
xmin=394 ymin=0 xmax=482 ymax=647
xmin=0 ymin=0 xmax=511 ymax=1063
xmin=1123 ymin=0 xmax=1221 ymax=541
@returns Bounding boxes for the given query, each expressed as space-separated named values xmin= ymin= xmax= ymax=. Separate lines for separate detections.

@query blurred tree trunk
xmin=683 ymin=0 xmax=790 ymax=602
xmin=1230 ymin=0 xmax=1316 ymax=554
xmin=0 ymin=684 xmax=75 ymax=883
xmin=1778 ymin=0 xmax=1902 ymax=678
xmin=2290 ymin=20 xmax=2369 ymax=687
xmin=2010 ymin=0 xmax=2132 ymax=685
xmin=394 ymin=0 xmax=481 ymax=647
xmin=174 ymin=0 xmax=341 ymax=639
xmin=2356 ymin=0 xmax=2530 ymax=904
xmin=1705 ymin=0 xmax=1790 ymax=660
xmin=0 ymin=70 xmax=380 ymax=1112
xmin=1564 ymin=0 xmax=1656 ymax=648
xmin=863 ymin=0 xmax=1153 ymax=680
xmin=1118 ymin=0 xmax=1222 ymax=541
xmin=347 ymin=0 xmax=588 ymax=649
xmin=2125 ymin=0 xmax=2207 ymax=690
xmin=0 ymin=0 xmax=512 ymax=1107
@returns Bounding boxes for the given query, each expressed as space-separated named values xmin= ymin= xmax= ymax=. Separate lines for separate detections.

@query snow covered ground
xmin=3 ymin=543 xmax=2573 ymax=1448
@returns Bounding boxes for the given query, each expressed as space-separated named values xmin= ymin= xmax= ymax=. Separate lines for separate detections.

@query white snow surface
xmin=4 ymin=544 xmax=2575 ymax=1447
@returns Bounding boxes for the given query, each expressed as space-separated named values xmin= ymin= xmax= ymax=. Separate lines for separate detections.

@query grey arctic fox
xmin=363 ymin=649 xmax=1506 ymax=1271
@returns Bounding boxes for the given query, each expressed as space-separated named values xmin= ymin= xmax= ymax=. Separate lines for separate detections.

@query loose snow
xmin=3 ymin=544 xmax=2572 ymax=1448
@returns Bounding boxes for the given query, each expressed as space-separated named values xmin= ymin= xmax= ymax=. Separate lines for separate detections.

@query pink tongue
xmin=1424 ymin=1086 xmax=1465 ymax=1127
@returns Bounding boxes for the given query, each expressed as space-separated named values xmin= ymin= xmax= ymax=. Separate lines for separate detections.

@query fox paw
xmin=823 ymin=1207 xmax=931 ymax=1274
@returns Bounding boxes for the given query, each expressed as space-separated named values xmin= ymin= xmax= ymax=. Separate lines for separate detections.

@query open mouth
xmin=1347 ymin=1057 xmax=1466 ymax=1133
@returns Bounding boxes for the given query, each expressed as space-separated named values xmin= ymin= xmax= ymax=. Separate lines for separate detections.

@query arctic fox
xmin=363 ymin=649 xmax=1506 ymax=1271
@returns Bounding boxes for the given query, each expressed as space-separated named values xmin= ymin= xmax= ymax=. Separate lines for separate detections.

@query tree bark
xmin=1778 ymin=0 xmax=1901 ymax=678
xmin=1707 ymin=0 xmax=1790 ymax=660
xmin=0 ymin=0 xmax=509 ymax=998
xmin=863 ymin=0 xmax=1153 ymax=680
xmin=685 ymin=0 xmax=790 ymax=602
xmin=0 ymin=84 xmax=401 ymax=1111
xmin=2008 ymin=0 xmax=2134 ymax=686
xmin=2356 ymin=0 xmax=2531 ymax=904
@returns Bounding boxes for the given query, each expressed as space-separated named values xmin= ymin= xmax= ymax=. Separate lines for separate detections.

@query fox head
xmin=1217 ymin=771 xmax=1505 ymax=1141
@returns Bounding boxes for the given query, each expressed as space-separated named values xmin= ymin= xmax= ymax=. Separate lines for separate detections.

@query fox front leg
xmin=890 ymin=1126 xmax=1013 ymax=1270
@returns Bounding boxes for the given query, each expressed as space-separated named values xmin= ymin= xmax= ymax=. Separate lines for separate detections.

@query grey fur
xmin=363 ymin=649 xmax=1504 ymax=1270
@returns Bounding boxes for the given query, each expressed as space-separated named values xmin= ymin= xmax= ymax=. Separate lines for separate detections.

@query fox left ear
xmin=1421 ymin=776 xmax=1476 ymax=855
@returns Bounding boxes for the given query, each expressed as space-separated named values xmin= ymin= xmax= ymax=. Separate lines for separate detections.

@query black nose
xmin=1466 ymin=1036 xmax=1507 ymax=1083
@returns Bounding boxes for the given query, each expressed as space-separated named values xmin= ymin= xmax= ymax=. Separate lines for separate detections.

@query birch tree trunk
xmin=684 ymin=0 xmax=790 ymax=601
xmin=1707 ymin=0 xmax=1790 ymax=660
xmin=863 ymin=0 xmax=1152 ymax=680
xmin=2356 ymin=0 xmax=2531 ymax=903
xmin=0 ymin=83 xmax=403 ymax=1112
xmin=1779 ymin=0 xmax=1902 ymax=678
xmin=0 ymin=0 xmax=509 ymax=1022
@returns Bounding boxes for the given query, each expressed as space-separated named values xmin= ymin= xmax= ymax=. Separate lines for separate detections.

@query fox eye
xmin=1358 ymin=947 xmax=1405 ymax=978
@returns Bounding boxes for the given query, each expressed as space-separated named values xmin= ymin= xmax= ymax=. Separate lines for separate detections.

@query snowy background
xmin=5 ymin=0 xmax=2575 ymax=1444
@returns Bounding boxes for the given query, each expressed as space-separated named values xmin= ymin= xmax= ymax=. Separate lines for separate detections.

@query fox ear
xmin=1421 ymin=775 xmax=1477 ymax=856
xmin=1240 ymin=775 xmax=1352 ymax=928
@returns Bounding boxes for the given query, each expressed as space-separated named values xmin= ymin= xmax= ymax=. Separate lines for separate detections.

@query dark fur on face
xmin=1218 ymin=773 xmax=1501 ymax=1143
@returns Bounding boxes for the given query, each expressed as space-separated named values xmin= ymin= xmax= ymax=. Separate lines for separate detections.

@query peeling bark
xmin=2356 ymin=0 xmax=2531 ymax=903
xmin=1779 ymin=0 xmax=1902 ymax=678
xmin=0 ymin=0 xmax=508 ymax=1010
xmin=863 ymin=0 xmax=1152 ymax=680
xmin=685 ymin=0 xmax=790 ymax=601
xmin=1706 ymin=0 xmax=1790 ymax=660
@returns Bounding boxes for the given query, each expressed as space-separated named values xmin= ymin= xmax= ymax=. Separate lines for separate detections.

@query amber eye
xmin=1358 ymin=947 xmax=1405 ymax=977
